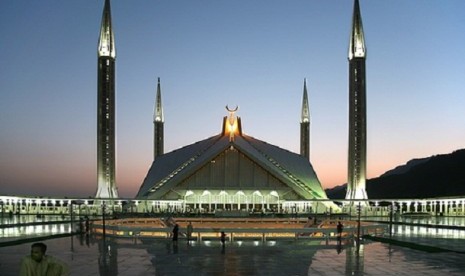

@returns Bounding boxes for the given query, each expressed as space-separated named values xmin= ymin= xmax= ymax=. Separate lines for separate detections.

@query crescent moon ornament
xmin=225 ymin=105 xmax=238 ymax=112
xmin=225 ymin=105 xmax=239 ymax=142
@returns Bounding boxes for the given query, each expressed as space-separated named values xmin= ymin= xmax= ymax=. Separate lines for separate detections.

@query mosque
xmin=136 ymin=85 xmax=336 ymax=213
xmin=95 ymin=0 xmax=368 ymax=214
xmin=2 ymin=1 xmax=465 ymax=219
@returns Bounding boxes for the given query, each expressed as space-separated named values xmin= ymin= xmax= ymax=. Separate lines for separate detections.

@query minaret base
xmin=95 ymin=186 xmax=118 ymax=199
xmin=345 ymin=187 xmax=368 ymax=206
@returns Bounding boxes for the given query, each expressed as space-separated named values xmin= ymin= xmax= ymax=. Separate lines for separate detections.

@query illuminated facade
xmin=346 ymin=0 xmax=368 ymax=201
xmin=136 ymin=107 xmax=337 ymax=213
xmin=96 ymin=0 xmax=118 ymax=198
xmin=153 ymin=78 xmax=164 ymax=160
xmin=2 ymin=195 xmax=465 ymax=216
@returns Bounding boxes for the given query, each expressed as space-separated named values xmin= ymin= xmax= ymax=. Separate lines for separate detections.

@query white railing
xmin=1 ymin=195 xmax=464 ymax=217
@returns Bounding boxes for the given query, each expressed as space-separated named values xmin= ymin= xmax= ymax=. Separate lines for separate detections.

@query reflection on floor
xmin=1 ymin=235 xmax=465 ymax=276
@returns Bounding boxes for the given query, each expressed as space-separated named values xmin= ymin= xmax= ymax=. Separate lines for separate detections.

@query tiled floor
xmin=1 ymin=235 xmax=465 ymax=276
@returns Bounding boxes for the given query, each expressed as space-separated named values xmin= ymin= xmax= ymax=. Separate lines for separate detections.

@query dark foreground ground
xmin=1 ymin=234 xmax=465 ymax=276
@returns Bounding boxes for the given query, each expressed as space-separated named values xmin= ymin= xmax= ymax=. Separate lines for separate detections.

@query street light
xmin=0 ymin=199 xmax=4 ymax=218
xmin=102 ymin=202 xmax=106 ymax=237
xmin=388 ymin=203 xmax=397 ymax=238
xmin=118 ymin=200 xmax=122 ymax=210
xmin=356 ymin=202 xmax=362 ymax=253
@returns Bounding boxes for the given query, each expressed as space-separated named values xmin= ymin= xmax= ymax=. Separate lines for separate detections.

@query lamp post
xmin=51 ymin=199 xmax=56 ymax=215
xmin=134 ymin=200 xmax=139 ymax=214
xmin=389 ymin=202 xmax=397 ymax=238
xmin=59 ymin=200 xmax=64 ymax=215
xmin=356 ymin=202 xmax=361 ymax=253
xmin=253 ymin=191 xmax=263 ymax=212
xmin=102 ymin=202 xmax=106 ymax=237
xmin=118 ymin=200 xmax=122 ymax=214
xmin=84 ymin=200 xmax=89 ymax=216
xmin=69 ymin=201 xmax=74 ymax=233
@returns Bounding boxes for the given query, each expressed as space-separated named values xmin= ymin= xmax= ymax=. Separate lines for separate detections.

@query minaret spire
xmin=346 ymin=0 xmax=368 ymax=201
xmin=98 ymin=0 xmax=116 ymax=58
xmin=154 ymin=78 xmax=164 ymax=160
xmin=348 ymin=0 xmax=366 ymax=60
xmin=300 ymin=78 xmax=310 ymax=160
xmin=301 ymin=78 xmax=310 ymax=123
xmin=96 ymin=0 xmax=118 ymax=199
xmin=154 ymin=78 xmax=164 ymax=123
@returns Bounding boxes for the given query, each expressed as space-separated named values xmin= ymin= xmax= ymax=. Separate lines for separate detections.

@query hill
xmin=325 ymin=149 xmax=465 ymax=199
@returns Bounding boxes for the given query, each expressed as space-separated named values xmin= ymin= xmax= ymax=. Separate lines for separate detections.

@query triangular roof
xmin=136 ymin=131 xmax=329 ymax=201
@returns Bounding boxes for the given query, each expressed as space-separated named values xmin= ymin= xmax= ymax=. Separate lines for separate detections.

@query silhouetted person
xmin=337 ymin=221 xmax=343 ymax=239
xmin=20 ymin=242 xmax=69 ymax=276
xmin=85 ymin=216 xmax=90 ymax=234
xmin=78 ymin=217 xmax=84 ymax=233
xmin=172 ymin=224 xmax=179 ymax=245
xmin=186 ymin=222 xmax=193 ymax=244
xmin=220 ymin=231 xmax=226 ymax=247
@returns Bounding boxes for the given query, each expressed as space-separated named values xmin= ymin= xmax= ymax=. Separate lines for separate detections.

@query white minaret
xmin=300 ymin=78 xmax=310 ymax=160
xmin=96 ymin=0 xmax=118 ymax=198
xmin=153 ymin=78 xmax=164 ymax=160
xmin=346 ymin=0 xmax=368 ymax=201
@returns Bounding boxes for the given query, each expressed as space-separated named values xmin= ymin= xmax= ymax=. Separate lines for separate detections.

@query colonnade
xmin=368 ymin=199 xmax=465 ymax=216
xmin=1 ymin=196 xmax=465 ymax=217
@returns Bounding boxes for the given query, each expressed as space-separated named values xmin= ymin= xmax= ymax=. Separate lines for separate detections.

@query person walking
xmin=85 ymin=216 xmax=90 ymax=234
xmin=186 ymin=222 xmax=193 ymax=244
xmin=172 ymin=224 xmax=179 ymax=246
xmin=337 ymin=221 xmax=344 ymax=240
xmin=78 ymin=217 xmax=84 ymax=234
xmin=220 ymin=231 xmax=226 ymax=247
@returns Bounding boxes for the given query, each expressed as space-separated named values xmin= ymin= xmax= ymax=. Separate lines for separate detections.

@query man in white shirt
xmin=19 ymin=242 xmax=69 ymax=276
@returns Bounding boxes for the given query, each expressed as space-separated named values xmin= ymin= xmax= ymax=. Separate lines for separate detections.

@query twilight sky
xmin=1 ymin=0 xmax=464 ymax=198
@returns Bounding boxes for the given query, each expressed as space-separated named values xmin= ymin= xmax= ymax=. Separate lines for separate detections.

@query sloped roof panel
xmin=241 ymin=135 xmax=328 ymax=199
xmin=146 ymin=136 xmax=233 ymax=198
xmin=136 ymin=135 xmax=223 ymax=197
